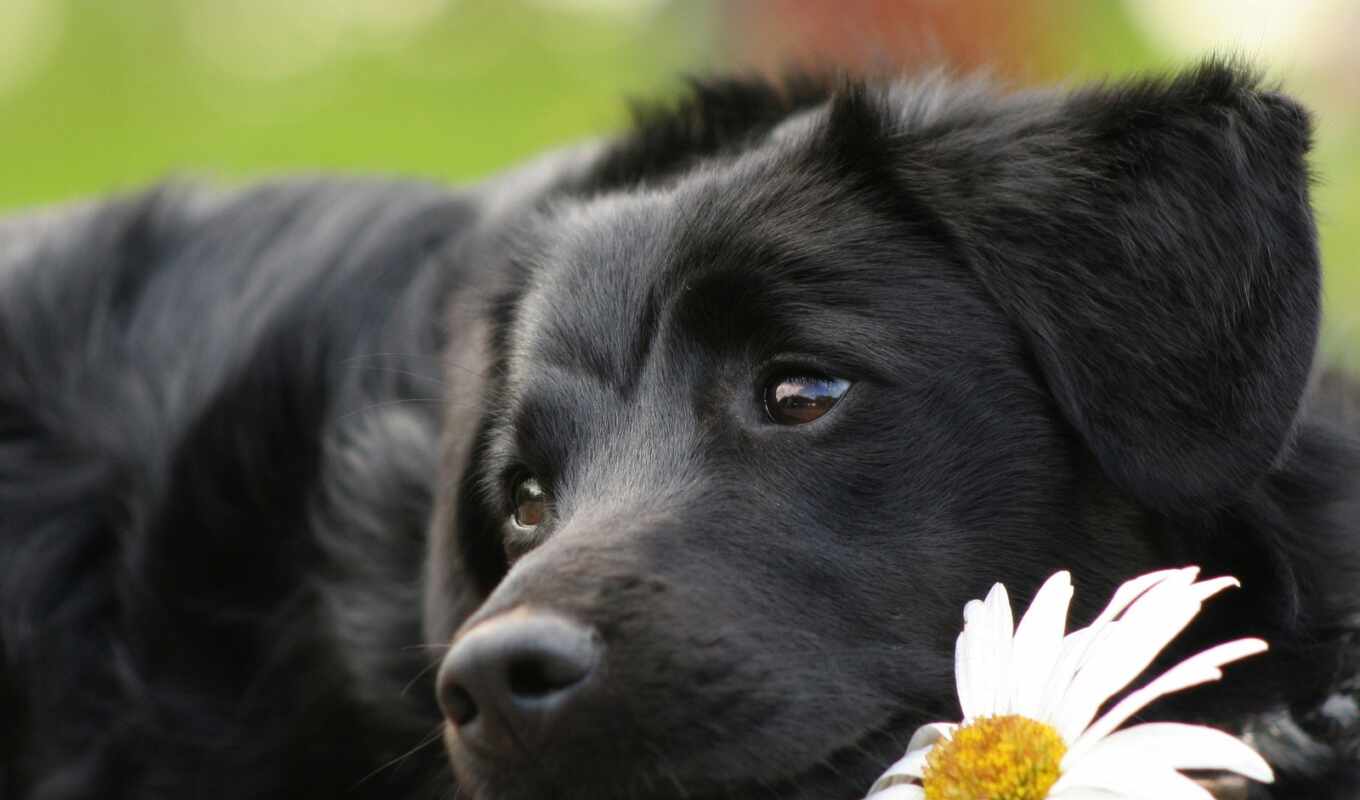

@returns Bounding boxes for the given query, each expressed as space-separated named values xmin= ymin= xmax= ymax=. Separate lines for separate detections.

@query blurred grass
xmin=0 ymin=0 xmax=710 ymax=207
xmin=1 ymin=0 xmax=1356 ymax=360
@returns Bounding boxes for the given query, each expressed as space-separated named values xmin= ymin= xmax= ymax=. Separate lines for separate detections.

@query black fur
xmin=2 ymin=60 xmax=1358 ymax=800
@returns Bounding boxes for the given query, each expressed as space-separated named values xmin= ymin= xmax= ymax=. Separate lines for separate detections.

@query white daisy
xmin=866 ymin=567 xmax=1273 ymax=800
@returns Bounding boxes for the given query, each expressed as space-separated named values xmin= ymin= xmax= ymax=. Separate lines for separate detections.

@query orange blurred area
xmin=727 ymin=0 xmax=1049 ymax=79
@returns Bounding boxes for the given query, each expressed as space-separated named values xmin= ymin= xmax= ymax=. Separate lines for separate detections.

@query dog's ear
xmin=882 ymin=61 xmax=1322 ymax=511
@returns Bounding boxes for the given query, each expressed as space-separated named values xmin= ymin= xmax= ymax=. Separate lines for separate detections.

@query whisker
xmin=403 ymin=654 xmax=448 ymax=697
xmin=443 ymin=359 xmax=493 ymax=380
xmin=338 ymin=353 xmax=489 ymax=381
xmin=357 ymin=366 xmax=448 ymax=385
xmin=351 ymin=723 xmax=447 ymax=790
xmin=338 ymin=397 xmax=447 ymax=421
xmin=341 ymin=353 xmax=448 ymax=363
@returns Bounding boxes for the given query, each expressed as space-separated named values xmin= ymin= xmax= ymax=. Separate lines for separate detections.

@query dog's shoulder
xmin=1 ymin=178 xmax=480 ymax=431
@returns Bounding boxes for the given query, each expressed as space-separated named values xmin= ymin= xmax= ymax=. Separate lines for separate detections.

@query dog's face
xmin=427 ymin=65 xmax=1321 ymax=800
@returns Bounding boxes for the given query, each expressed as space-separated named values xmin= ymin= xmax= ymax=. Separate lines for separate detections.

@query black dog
xmin=2 ymin=60 xmax=1358 ymax=800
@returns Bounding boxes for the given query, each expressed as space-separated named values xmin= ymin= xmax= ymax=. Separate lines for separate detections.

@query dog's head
xmin=426 ymin=62 xmax=1322 ymax=799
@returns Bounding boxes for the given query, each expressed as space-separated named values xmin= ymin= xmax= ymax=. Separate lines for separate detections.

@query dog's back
xmin=0 ymin=181 xmax=478 ymax=798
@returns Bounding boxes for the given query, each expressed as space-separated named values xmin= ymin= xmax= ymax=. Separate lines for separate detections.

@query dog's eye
xmin=764 ymin=375 xmax=851 ymax=425
xmin=511 ymin=476 xmax=548 ymax=528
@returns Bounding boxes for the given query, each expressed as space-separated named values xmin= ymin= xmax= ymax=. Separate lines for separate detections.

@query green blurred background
xmin=2 ymin=0 xmax=1356 ymax=356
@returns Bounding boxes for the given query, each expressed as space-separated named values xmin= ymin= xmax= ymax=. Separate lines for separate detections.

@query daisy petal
xmin=864 ymin=784 xmax=926 ymax=800
xmin=1054 ymin=763 xmax=1215 ymax=800
xmin=1067 ymin=638 xmax=1268 ymax=761
xmin=1188 ymin=576 xmax=1241 ymax=602
xmin=1007 ymin=570 xmax=1073 ymax=717
xmin=905 ymin=722 xmax=956 ymax=754
xmin=956 ymin=585 xmax=1013 ymax=718
xmin=866 ymin=746 xmax=933 ymax=795
xmin=962 ymin=598 xmax=986 ymax=623
xmin=1071 ymin=722 xmax=1272 ymax=783
xmin=954 ymin=629 xmax=977 ymax=720
xmin=871 ymin=745 xmax=930 ymax=785
xmin=1046 ymin=789 xmax=1122 ymax=800
xmin=1089 ymin=568 xmax=1193 ymax=630
xmin=868 ymin=722 xmax=956 ymax=796
xmin=956 ymin=599 xmax=986 ymax=718
xmin=1038 ymin=569 xmax=1189 ymax=726
xmin=981 ymin=581 xmax=1015 ymax=714
xmin=1038 ymin=624 xmax=1101 ymax=726
xmin=1053 ymin=572 xmax=1237 ymax=741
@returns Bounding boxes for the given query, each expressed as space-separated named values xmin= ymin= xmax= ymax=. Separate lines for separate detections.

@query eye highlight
xmin=763 ymin=374 xmax=851 ymax=425
xmin=511 ymin=475 xmax=548 ymax=529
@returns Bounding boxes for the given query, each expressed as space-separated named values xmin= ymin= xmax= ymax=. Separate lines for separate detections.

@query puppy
xmin=1 ymin=60 xmax=1357 ymax=800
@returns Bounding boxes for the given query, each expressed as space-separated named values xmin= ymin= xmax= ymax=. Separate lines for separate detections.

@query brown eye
xmin=511 ymin=476 xmax=547 ymax=528
xmin=764 ymin=375 xmax=851 ymax=425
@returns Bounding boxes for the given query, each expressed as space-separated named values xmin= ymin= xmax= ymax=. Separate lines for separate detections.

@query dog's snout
xmin=438 ymin=610 xmax=602 ymax=750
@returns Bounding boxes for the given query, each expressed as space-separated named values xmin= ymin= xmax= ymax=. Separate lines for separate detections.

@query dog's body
xmin=2 ymin=62 xmax=1359 ymax=799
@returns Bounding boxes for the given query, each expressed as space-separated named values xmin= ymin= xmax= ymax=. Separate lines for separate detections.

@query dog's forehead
xmin=500 ymin=111 xmax=990 ymax=397
xmin=507 ymin=190 xmax=679 ymax=388
xmin=508 ymin=143 xmax=910 ymax=383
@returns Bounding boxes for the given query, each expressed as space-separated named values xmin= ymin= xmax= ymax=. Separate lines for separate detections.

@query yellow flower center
xmin=922 ymin=715 xmax=1067 ymax=800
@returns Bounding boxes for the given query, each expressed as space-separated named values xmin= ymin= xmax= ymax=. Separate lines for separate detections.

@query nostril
xmin=507 ymin=651 xmax=589 ymax=699
xmin=441 ymin=681 xmax=478 ymax=726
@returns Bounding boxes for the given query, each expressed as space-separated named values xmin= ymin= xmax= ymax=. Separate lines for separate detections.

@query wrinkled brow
xmin=664 ymin=233 xmax=908 ymax=381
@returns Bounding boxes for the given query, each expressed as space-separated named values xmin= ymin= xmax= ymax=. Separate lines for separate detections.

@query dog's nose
xmin=437 ymin=610 xmax=602 ymax=750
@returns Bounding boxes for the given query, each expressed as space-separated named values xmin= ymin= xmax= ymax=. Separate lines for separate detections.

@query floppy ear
xmin=900 ymin=61 xmax=1321 ymax=511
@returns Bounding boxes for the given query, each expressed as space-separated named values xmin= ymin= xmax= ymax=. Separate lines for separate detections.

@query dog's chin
xmin=447 ymin=741 xmax=688 ymax=800
xmin=444 ymin=730 xmax=586 ymax=800
xmin=443 ymin=718 xmax=910 ymax=800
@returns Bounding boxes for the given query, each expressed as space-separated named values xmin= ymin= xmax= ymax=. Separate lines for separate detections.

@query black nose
xmin=437 ymin=610 xmax=602 ymax=751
